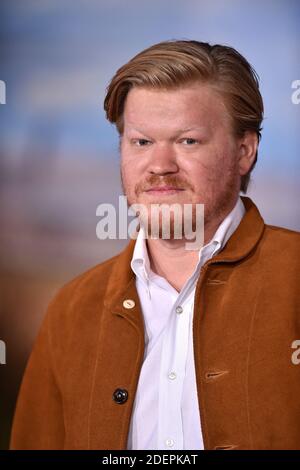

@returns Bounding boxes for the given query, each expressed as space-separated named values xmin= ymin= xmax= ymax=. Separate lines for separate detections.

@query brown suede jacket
xmin=10 ymin=196 xmax=300 ymax=449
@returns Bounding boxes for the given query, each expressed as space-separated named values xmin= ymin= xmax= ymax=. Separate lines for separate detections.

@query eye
xmin=132 ymin=138 xmax=152 ymax=147
xmin=181 ymin=138 xmax=199 ymax=145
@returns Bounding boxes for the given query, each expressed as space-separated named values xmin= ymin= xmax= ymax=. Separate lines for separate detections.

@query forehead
xmin=122 ymin=83 xmax=230 ymax=132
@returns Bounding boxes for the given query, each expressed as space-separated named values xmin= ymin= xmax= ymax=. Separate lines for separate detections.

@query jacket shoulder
xmin=263 ymin=224 xmax=300 ymax=244
xmin=55 ymin=251 xmax=121 ymax=299
xmin=265 ymin=224 xmax=300 ymax=237
xmin=44 ymin=250 xmax=125 ymax=332
xmin=260 ymin=224 xmax=300 ymax=261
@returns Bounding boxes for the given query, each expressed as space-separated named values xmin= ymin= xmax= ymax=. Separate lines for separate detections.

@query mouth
xmin=144 ymin=186 xmax=185 ymax=195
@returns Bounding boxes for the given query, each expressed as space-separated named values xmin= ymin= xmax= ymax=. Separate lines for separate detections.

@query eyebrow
xmin=127 ymin=126 xmax=206 ymax=135
xmin=176 ymin=126 xmax=206 ymax=133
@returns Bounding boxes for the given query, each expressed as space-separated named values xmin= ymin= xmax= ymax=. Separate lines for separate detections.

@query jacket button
xmin=113 ymin=388 xmax=129 ymax=404
xmin=123 ymin=299 xmax=135 ymax=309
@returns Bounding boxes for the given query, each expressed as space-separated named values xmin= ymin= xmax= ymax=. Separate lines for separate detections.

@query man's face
xmin=120 ymin=83 xmax=242 ymax=233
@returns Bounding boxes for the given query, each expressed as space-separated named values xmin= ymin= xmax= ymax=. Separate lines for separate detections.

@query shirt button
xmin=168 ymin=371 xmax=177 ymax=380
xmin=175 ymin=306 xmax=183 ymax=314
xmin=165 ymin=438 xmax=174 ymax=447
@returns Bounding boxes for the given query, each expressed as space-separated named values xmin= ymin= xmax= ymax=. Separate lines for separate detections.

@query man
xmin=10 ymin=40 xmax=300 ymax=450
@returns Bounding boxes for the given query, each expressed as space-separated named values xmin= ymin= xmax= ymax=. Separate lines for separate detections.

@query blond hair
xmin=104 ymin=40 xmax=264 ymax=193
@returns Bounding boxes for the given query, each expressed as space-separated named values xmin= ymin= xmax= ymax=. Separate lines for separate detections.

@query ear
xmin=237 ymin=131 xmax=259 ymax=176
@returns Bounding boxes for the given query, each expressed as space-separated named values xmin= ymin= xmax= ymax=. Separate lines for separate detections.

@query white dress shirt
xmin=126 ymin=197 xmax=245 ymax=450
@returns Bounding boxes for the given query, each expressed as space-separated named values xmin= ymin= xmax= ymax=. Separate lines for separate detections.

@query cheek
xmin=180 ymin=145 xmax=235 ymax=188
xmin=121 ymin=159 xmax=141 ymax=194
xmin=179 ymin=149 xmax=220 ymax=179
xmin=204 ymin=140 xmax=236 ymax=170
xmin=121 ymin=147 xmax=148 ymax=183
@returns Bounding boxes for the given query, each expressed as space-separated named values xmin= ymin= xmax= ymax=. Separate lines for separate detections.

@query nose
xmin=147 ymin=143 xmax=179 ymax=176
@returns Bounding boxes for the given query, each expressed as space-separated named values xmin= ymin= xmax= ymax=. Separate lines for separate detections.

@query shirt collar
xmin=209 ymin=195 xmax=245 ymax=256
xmin=131 ymin=196 xmax=245 ymax=284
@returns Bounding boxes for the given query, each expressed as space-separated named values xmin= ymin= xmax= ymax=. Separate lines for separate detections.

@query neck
xmin=145 ymin=199 xmax=238 ymax=291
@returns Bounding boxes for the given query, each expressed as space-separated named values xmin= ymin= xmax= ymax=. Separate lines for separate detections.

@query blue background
xmin=0 ymin=0 xmax=299 ymax=449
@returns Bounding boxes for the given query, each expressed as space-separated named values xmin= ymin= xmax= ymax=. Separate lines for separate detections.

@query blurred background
xmin=0 ymin=0 xmax=299 ymax=450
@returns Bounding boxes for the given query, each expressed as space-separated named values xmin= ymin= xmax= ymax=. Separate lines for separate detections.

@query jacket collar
xmin=209 ymin=196 xmax=265 ymax=263
xmin=104 ymin=196 xmax=265 ymax=314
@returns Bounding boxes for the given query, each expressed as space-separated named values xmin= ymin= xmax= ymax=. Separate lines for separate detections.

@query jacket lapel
xmin=88 ymin=240 xmax=146 ymax=449
xmin=192 ymin=196 xmax=266 ymax=449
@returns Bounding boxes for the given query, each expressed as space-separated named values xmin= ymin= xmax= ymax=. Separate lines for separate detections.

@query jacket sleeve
xmin=9 ymin=306 xmax=65 ymax=450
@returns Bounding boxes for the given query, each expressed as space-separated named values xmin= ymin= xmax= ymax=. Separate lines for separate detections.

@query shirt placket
xmin=156 ymin=294 xmax=191 ymax=450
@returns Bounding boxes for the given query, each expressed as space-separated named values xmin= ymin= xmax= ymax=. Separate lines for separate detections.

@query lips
xmin=144 ymin=186 xmax=185 ymax=195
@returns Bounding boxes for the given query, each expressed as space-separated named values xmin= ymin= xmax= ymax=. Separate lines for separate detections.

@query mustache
xmin=135 ymin=175 xmax=194 ymax=196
